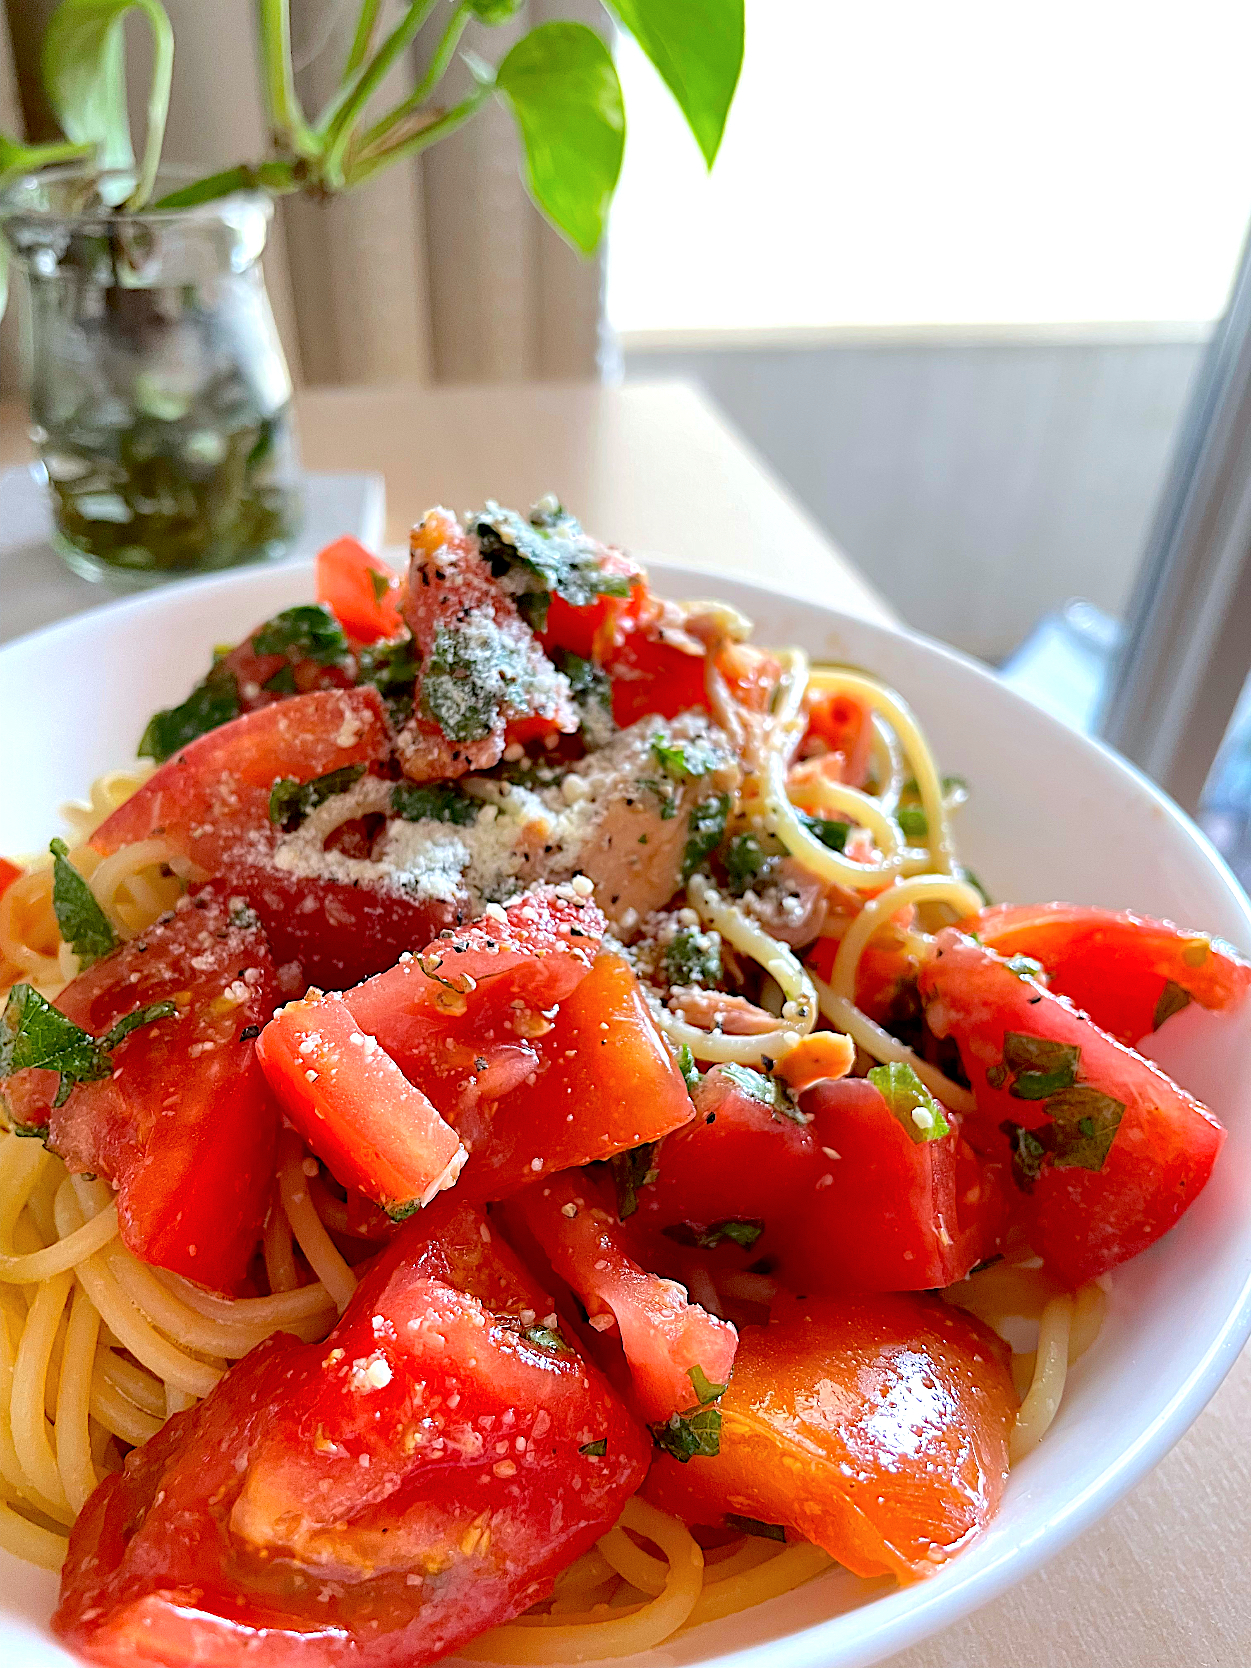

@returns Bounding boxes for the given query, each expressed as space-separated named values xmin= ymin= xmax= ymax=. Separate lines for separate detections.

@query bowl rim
xmin=2 ymin=556 xmax=1250 ymax=1668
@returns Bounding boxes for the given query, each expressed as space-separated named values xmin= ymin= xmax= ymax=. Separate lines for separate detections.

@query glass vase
xmin=1 ymin=167 xmax=301 ymax=586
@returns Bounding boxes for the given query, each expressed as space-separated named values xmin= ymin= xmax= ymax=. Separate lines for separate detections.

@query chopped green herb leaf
xmin=1045 ymin=1085 xmax=1125 ymax=1171
xmin=472 ymin=499 xmax=631 ymax=633
xmin=688 ymin=1364 xmax=728 ymax=1405
xmin=390 ymin=782 xmax=479 ymax=826
xmin=897 ymin=805 xmax=928 ymax=840
xmin=49 ymin=840 xmax=117 ymax=968
xmin=1153 ymin=980 xmax=1193 ymax=1030
xmin=722 ymin=831 xmax=777 ymax=893
xmin=138 ymin=662 xmax=240 ymax=763
xmin=421 ymin=619 xmax=538 ymax=743
xmin=524 ymin=1326 xmax=572 ymax=1353
xmin=1002 ymin=1120 xmax=1048 ymax=1189
xmin=664 ymin=1218 xmax=764 ymax=1252
xmin=999 ymin=1032 xmax=1080 ymax=1100
xmin=675 ymin=1042 xmax=700 ymax=1092
xmin=719 ymin=1062 xmax=806 ymax=1124
xmin=252 ymin=604 xmax=349 ymax=667
xmin=609 ymin=1141 xmax=659 ymax=1220
xmin=662 ymin=926 xmax=722 ymax=988
xmin=579 ymin=1438 xmax=608 ymax=1457
xmin=368 ymin=567 xmax=392 ymax=604
xmin=98 ymin=1000 xmax=178 ymax=1053
xmin=262 ymin=664 xmax=298 ymax=695
xmin=384 ymin=1197 xmax=424 ymax=1222
xmin=356 ymin=635 xmax=420 ymax=694
xmin=640 ymin=776 xmax=680 ymax=820
xmin=651 ymin=1404 xmax=722 ymax=1463
xmin=683 ymin=793 xmax=731 ymax=882
xmin=650 ymin=733 xmax=722 ymax=782
xmin=553 ymin=648 xmax=615 ymax=744
xmin=799 ymin=812 xmax=850 ymax=852
xmin=867 ymin=1061 xmax=950 ymax=1142
xmin=0 ymin=984 xmax=176 ymax=1116
xmin=269 ymin=764 xmax=367 ymax=832
xmin=724 ymin=1513 xmax=786 ymax=1542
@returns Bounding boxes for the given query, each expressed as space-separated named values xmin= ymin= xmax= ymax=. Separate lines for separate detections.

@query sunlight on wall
xmin=607 ymin=0 xmax=1251 ymax=336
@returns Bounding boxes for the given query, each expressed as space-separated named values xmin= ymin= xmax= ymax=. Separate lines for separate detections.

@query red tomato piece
xmin=773 ymin=1078 xmax=1003 ymax=1291
xmin=604 ymin=625 xmax=710 ymax=727
xmin=636 ymin=1066 xmax=998 ymax=1294
xmin=258 ymin=991 xmax=468 ymax=1220
xmin=398 ymin=509 xmax=577 ymax=780
xmin=3 ymin=886 xmax=280 ymax=1291
xmin=334 ymin=892 xmax=690 ymax=1200
xmin=520 ymin=1168 xmax=738 ymax=1423
xmin=645 ymin=1291 xmax=1016 ymax=1580
xmin=0 ymin=857 xmax=21 ymax=899
xmin=91 ymin=687 xmax=392 ymax=874
xmin=55 ymin=1198 xmax=650 ymax=1668
xmin=920 ymin=929 xmax=1226 ymax=1285
xmin=537 ymin=550 xmax=641 ymax=661
xmin=316 ymin=536 xmax=405 ymax=643
xmin=970 ymin=902 xmax=1251 ymax=1046
xmin=800 ymin=688 xmax=872 ymax=783
xmin=222 ymin=862 xmax=458 ymax=992
xmin=804 ymin=932 xmax=922 ymax=1023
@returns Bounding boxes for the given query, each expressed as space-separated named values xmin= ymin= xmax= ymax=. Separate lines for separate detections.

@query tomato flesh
xmin=3 ymin=886 xmax=280 ymax=1291
xmin=91 ymin=687 xmax=392 ymax=873
xmin=54 ymin=1199 xmax=650 ymax=1668
xmin=316 ymin=536 xmax=405 ymax=643
xmin=635 ymin=1066 xmax=998 ymax=1293
xmin=520 ymin=1168 xmax=738 ymax=1423
xmin=645 ymin=1291 xmax=1015 ymax=1581
xmin=970 ymin=902 xmax=1251 ymax=1046
xmin=920 ymin=928 xmax=1226 ymax=1285
xmin=338 ymin=894 xmax=693 ymax=1200
xmin=257 ymin=991 xmax=467 ymax=1219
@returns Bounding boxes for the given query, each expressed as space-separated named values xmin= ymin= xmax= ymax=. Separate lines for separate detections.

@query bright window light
xmin=607 ymin=0 xmax=1251 ymax=336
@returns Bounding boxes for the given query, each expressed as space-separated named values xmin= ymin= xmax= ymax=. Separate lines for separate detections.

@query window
xmin=608 ymin=0 xmax=1251 ymax=339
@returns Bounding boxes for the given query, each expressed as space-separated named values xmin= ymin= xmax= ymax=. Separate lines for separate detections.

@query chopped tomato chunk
xmin=91 ymin=687 xmax=392 ymax=874
xmin=970 ymin=902 xmax=1251 ymax=1046
xmin=645 ymin=1291 xmax=1015 ymax=1581
xmin=0 ymin=857 xmax=21 ymax=899
xmin=398 ymin=509 xmax=577 ymax=780
xmin=336 ymin=895 xmax=692 ymax=1201
xmin=920 ymin=929 xmax=1226 ymax=1285
xmin=55 ymin=1198 xmax=649 ymax=1668
xmin=800 ymin=688 xmax=872 ymax=781
xmin=3 ymin=886 xmax=280 ymax=1291
xmin=316 ymin=536 xmax=405 ymax=643
xmin=636 ymin=1066 xmax=999 ymax=1294
xmin=520 ymin=1168 xmax=738 ymax=1423
xmin=258 ymin=991 xmax=467 ymax=1220
xmin=537 ymin=548 xmax=640 ymax=660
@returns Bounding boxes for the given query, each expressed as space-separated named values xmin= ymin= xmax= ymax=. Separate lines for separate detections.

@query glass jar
xmin=1 ymin=167 xmax=301 ymax=585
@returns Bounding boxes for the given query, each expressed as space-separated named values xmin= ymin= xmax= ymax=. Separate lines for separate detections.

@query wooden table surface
xmin=2 ymin=379 xmax=1249 ymax=1667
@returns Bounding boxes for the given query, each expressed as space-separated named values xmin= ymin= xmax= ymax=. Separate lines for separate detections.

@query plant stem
xmin=320 ymin=0 xmax=440 ymax=187
xmin=344 ymin=85 xmax=491 ymax=186
xmin=255 ymin=0 xmax=321 ymax=160
xmin=151 ymin=160 xmax=301 ymax=210
xmin=344 ymin=0 xmax=384 ymax=77
xmin=357 ymin=0 xmax=472 ymax=156
xmin=128 ymin=0 xmax=176 ymax=209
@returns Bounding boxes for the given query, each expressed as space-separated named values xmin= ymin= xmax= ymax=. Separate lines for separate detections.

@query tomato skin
xmin=338 ymin=893 xmax=692 ymax=1200
xmin=223 ymin=862 xmax=456 ymax=992
xmin=4 ymin=886 xmax=280 ymax=1291
xmin=645 ymin=1291 xmax=1016 ymax=1581
xmin=257 ymin=992 xmax=466 ymax=1218
xmin=920 ymin=929 xmax=1226 ymax=1285
xmin=55 ymin=1198 xmax=650 ymax=1668
xmin=519 ymin=1169 xmax=738 ymax=1423
xmin=91 ymin=688 xmax=392 ymax=873
xmin=0 ymin=857 xmax=21 ymax=898
xmin=316 ymin=537 xmax=404 ymax=643
xmin=636 ymin=1068 xmax=998 ymax=1293
xmin=605 ymin=628 xmax=710 ymax=728
xmin=538 ymin=550 xmax=641 ymax=661
xmin=970 ymin=902 xmax=1251 ymax=1046
xmin=773 ymin=1079 xmax=1003 ymax=1291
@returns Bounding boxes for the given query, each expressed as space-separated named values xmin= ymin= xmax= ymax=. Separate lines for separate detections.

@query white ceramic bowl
xmin=2 ymin=561 xmax=1251 ymax=1668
